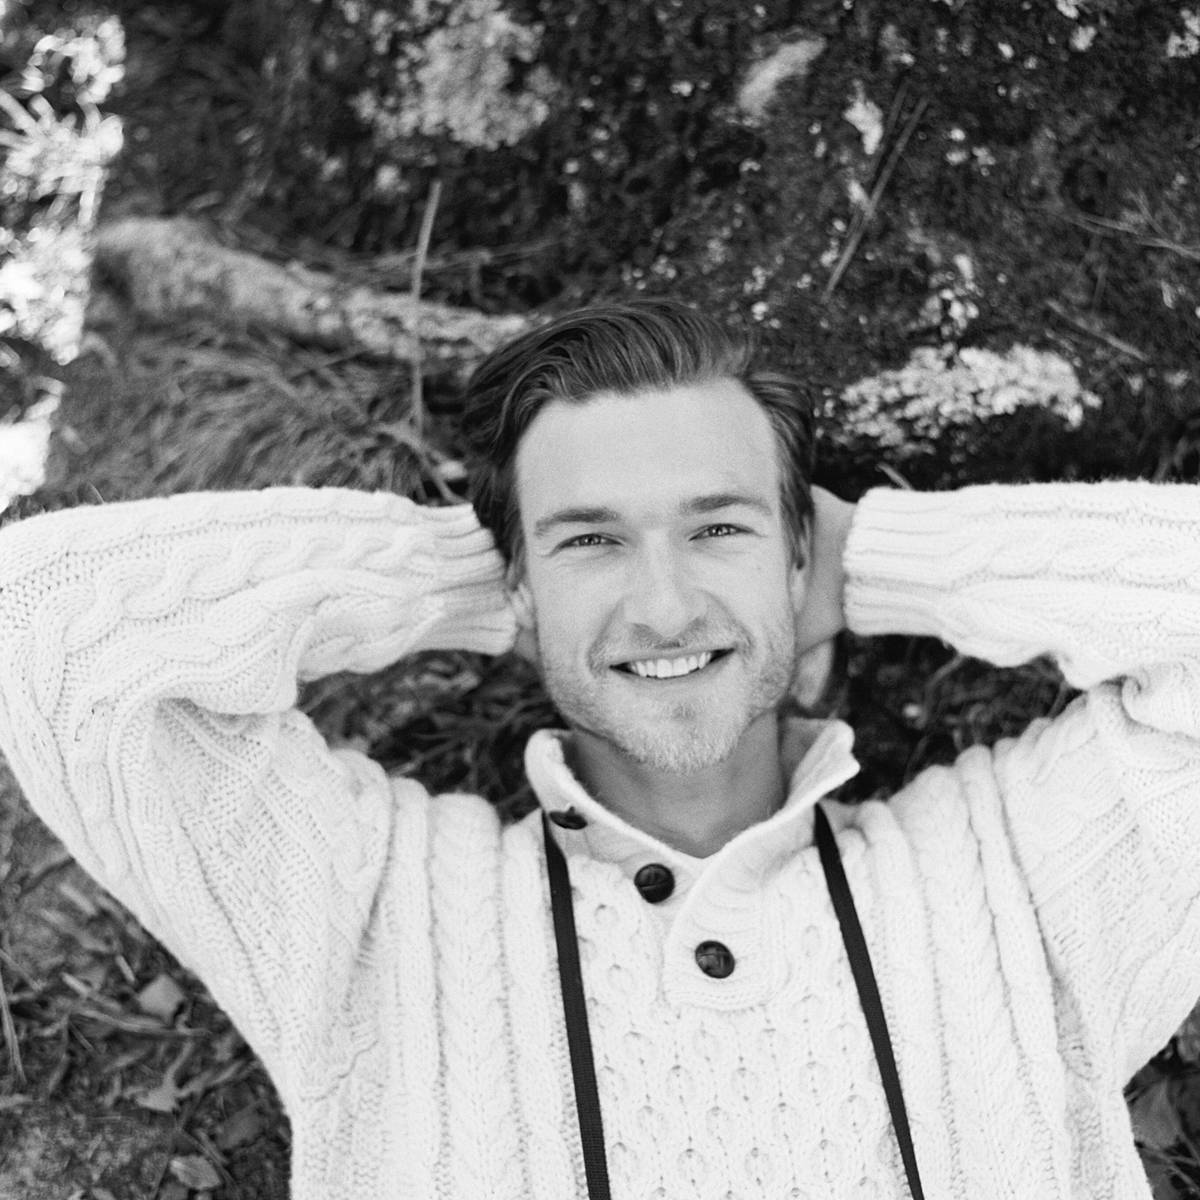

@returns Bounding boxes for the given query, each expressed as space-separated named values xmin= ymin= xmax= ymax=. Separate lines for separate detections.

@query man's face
xmin=512 ymin=378 xmax=807 ymax=774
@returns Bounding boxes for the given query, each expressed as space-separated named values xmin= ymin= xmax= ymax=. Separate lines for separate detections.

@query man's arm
xmin=839 ymin=481 xmax=1200 ymax=1079
xmin=0 ymin=487 xmax=515 ymax=1087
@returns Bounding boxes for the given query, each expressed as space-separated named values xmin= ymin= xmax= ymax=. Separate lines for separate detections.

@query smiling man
xmin=1 ymin=300 xmax=1199 ymax=1200
xmin=514 ymin=378 xmax=806 ymax=852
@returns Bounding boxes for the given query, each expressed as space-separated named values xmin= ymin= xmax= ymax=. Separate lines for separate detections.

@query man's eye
xmin=562 ymin=533 xmax=611 ymax=549
xmin=697 ymin=524 xmax=743 ymax=539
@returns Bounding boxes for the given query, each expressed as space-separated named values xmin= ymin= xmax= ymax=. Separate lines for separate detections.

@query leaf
xmin=136 ymin=972 xmax=186 ymax=1023
xmin=216 ymin=1102 xmax=265 ymax=1150
xmin=131 ymin=1043 xmax=192 ymax=1113
xmin=211 ymin=1028 xmax=244 ymax=1062
xmin=1131 ymin=1079 xmax=1183 ymax=1152
xmin=169 ymin=1154 xmax=222 ymax=1190
xmin=1173 ymin=1002 xmax=1200 ymax=1065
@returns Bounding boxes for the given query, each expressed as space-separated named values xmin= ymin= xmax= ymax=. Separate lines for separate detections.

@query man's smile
xmin=612 ymin=649 xmax=733 ymax=679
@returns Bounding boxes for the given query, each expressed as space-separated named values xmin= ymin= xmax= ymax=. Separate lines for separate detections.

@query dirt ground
xmin=2 ymin=0 xmax=1200 ymax=1197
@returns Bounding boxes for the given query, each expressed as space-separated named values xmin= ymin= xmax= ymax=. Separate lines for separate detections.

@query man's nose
xmin=620 ymin=545 xmax=705 ymax=640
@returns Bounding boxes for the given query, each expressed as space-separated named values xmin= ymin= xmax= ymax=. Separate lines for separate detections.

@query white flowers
xmin=837 ymin=345 xmax=1100 ymax=453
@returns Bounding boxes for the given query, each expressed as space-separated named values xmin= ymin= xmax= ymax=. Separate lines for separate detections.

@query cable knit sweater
xmin=1 ymin=482 xmax=1199 ymax=1199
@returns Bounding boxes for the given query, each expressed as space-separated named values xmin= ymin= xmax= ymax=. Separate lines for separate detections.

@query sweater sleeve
xmin=0 ymin=487 xmax=515 ymax=1088
xmin=844 ymin=481 xmax=1200 ymax=1078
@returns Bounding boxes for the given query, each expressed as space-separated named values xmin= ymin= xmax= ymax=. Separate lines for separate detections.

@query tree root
xmin=95 ymin=217 xmax=530 ymax=366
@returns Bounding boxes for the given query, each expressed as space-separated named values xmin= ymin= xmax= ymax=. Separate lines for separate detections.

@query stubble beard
xmin=536 ymin=618 xmax=799 ymax=775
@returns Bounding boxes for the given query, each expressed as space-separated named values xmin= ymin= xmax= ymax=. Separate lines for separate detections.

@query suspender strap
xmin=812 ymin=803 xmax=926 ymax=1200
xmin=542 ymin=813 xmax=613 ymax=1200
xmin=542 ymin=806 xmax=924 ymax=1200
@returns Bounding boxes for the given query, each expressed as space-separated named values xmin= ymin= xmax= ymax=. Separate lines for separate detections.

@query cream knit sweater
xmin=1 ymin=482 xmax=1199 ymax=1199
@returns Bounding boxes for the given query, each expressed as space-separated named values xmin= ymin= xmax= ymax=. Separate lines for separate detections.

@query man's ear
xmin=506 ymin=571 xmax=539 ymax=664
xmin=787 ymin=533 xmax=811 ymax=616
xmin=788 ymin=559 xmax=808 ymax=615
xmin=509 ymin=575 xmax=534 ymax=630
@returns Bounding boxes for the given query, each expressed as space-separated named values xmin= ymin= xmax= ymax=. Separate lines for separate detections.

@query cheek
xmin=718 ymin=557 xmax=792 ymax=611
xmin=737 ymin=583 xmax=800 ymax=654
xmin=528 ymin=572 xmax=614 ymax=647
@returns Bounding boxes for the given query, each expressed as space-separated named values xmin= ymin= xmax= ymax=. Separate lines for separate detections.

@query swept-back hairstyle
xmin=460 ymin=299 xmax=816 ymax=572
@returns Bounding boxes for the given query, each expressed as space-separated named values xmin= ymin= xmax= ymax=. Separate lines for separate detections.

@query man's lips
xmin=610 ymin=648 xmax=733 ymax=680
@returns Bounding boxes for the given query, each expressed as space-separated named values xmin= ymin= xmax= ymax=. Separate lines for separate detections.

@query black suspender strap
xmin=542 ymin=804 xmax=924 ymax=1200
xmin=542 ymin=812 xmax=613 ymax=1200
xmin=812 ymin=802 xmax=926 ymax=1200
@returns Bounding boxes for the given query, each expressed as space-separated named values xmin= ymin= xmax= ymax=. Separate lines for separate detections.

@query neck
xmin=567 ymin=712 xmax=787 ymax=858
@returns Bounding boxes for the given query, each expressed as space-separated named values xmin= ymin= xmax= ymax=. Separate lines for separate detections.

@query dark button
xmin=633 ymin=863 xmax=675 ymax=903
xmin=548 ymin=807 xmax=587 ymax=830
xmin=694 ymin=940 xmax=735 ymax=979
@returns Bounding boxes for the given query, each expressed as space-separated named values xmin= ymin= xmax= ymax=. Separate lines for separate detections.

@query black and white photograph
xmin=0 ymin=1 xmax=1198 ymax=1197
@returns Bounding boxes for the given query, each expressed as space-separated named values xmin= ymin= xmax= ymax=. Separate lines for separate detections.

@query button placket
xmin=659 ymin=847 xmax=770 ymax=1001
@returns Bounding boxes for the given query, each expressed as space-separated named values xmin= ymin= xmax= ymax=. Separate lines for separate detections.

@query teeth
xmin=628 ymin=652 xmax=714 ymax=679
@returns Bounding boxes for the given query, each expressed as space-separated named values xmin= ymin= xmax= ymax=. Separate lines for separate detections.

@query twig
xmin=1044 ymin=300 xmax=1149 ymax=361
xmin=364 ymin=236 xmax=558 ymax=277
xmin=1051 ymin=209 xmax=1200 ymax=263
xmin=147 ymin=1082 xmax=206 ymax=1200
xmin=823 ymin=95 xmax=929 ymax=303
xmin=0 ymin=961 xmax=25 ymax=1086
xmin=72 ymin=1003 xmax=203 ymax=1038
xmin=283 ymin=349 xmax=367 ymax=383
xmin=410 ymin=179 xmax=443 ymax=436
xmin=21 ymin=847 xmax=72 ymax=895
xmin=0 ymin=947 xmax=40 ymax=992
xmin=876 ymin=462 xmax=914 ymax=490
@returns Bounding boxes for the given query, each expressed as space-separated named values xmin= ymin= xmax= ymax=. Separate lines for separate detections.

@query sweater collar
xmin=524 ymin=717 xmax=861 ymax=890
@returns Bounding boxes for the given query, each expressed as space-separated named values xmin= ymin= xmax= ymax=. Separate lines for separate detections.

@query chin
xmin=626 ymin=740 xmax=737 ymax=775
xmin=601 ymin=717 xmax=747 ymax=775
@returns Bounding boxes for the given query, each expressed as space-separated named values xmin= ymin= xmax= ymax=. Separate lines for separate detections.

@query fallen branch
xmin=1053 ymin=204 xmax=1200 ymax=264
xmin=0 ymin=961 xmax=25 ymax=1086
xmin=1044 ymin=300 xmax=1149 ymax=362
xmin=823 ymin=92 xmax=928 ymax=303
xmin=95 ymin=217 xmax=530 ymax=365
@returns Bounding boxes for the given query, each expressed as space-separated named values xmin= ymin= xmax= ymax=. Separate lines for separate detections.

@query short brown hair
xmin=460 ymin=299 xmax=816 ymax=572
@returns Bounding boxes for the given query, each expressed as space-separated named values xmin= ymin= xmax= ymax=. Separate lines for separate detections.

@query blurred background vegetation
xmin=1 ymin=0 xmax=1198 ymax=1196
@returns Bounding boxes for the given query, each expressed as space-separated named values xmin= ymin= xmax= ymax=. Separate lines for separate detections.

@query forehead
xmin=514 ymin=378 xmax=782 ymax=527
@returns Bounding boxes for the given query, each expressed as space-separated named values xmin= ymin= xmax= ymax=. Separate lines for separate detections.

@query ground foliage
xmin=1 ymin=0 xmax=1200 ymax=1196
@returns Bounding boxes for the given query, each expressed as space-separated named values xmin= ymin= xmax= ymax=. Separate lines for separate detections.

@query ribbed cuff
xmin=418 ymin=503 xmax=516 ymax=656
xmin=843 ymin=487 xmax=971 ymax=640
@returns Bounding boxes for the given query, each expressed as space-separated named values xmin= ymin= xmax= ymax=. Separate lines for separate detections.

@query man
xmin=0 ymin=299 xmax=1197 ymax=1199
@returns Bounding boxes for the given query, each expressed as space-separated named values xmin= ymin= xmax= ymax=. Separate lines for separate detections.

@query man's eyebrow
xmin=532 ymin=506 xmax=622 ymax=539
xmin=532 ymin=493 xmax=773 ymax=540
xmin=681 ymin=492 xmax=773 ymax=518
